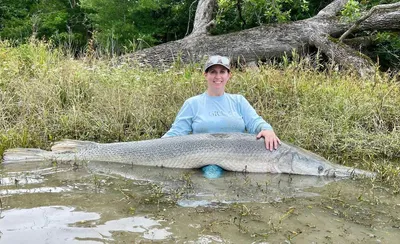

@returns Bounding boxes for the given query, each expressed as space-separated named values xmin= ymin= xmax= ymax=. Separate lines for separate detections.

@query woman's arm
xmin=239 ymin=95 xmax=272 ymax=133
xmin=162 ymin=100 xmax=194 ymax=137
xmin=239 ymin=95 xmax=280 ymax=150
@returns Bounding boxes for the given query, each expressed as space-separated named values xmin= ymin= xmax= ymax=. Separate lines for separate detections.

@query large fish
xmin=2 ymin=133 xmax=375 ymax=177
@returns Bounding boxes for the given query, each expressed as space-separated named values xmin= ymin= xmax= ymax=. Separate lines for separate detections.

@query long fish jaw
xmin=323 ymin=166 xmax=377 ymax=178
xmin=283 ymin=147 xmax=376 ymax=178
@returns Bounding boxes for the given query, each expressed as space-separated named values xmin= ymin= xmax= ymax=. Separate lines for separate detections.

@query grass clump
xmin=0 ymin=40 xmax=399 ymax=188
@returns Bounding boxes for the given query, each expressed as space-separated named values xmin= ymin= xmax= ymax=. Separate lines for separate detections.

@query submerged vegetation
xmin=0 ymin=40 xmax=399 ymax=188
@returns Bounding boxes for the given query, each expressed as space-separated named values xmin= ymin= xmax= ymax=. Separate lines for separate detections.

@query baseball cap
xmin=204 ymin=55 xmax=230 ymax=72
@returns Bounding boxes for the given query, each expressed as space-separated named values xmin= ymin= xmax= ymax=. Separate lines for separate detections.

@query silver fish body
xmin=2 ymin=133 xmax=375 ymax=177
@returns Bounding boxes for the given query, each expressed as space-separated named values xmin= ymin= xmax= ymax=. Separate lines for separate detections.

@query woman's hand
xmin=256 ymin=130 xmax=281 ymax=151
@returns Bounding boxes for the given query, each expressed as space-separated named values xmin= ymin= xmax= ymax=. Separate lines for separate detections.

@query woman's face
xmin=204 ymin=65 xmax=231 ymax=96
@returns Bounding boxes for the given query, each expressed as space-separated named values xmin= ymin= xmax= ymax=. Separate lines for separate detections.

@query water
xmin=1 ymin=161 xmax=399 ymax=243
xmin=0 ymin=206 xmax=172 ymax=243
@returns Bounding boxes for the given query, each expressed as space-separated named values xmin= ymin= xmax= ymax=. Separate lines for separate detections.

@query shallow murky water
xmin=1 ymin=161 xmax=399 ymax=243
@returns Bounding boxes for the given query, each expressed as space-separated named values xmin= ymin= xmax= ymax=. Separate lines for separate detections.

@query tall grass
xmin=1 ymin=40 xmax=399 ymax=187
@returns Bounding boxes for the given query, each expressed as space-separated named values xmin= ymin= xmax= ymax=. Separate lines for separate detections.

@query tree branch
xmin=309 ymin=33 xmax=375 ymax=77
xmin=316 ymin=0 xmax=349 ymax=18
xmin=358 ymin=10 xmax=400 ymax=31
xmin=339 ymin=2 xmax=400 ymax=42
xmin=342 ymin=35 xmax=376 ymax=49
xmin=237 ymin=0 xmax=246 ymax=29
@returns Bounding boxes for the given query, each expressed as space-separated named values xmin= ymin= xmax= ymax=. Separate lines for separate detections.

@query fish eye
xmin=318 ymin=165 xmax=324 ymax=173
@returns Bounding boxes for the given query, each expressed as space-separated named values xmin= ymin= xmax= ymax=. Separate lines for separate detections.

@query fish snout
xmin=323 ymin=167 xmax=376 ymax=178
xmin=323 ymin=168 xmax=350 ymax=178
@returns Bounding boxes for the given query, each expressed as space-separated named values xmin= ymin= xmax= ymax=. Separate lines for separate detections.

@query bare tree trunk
xmin=123 ymin=0 xmax=400 ymax=77
xmin=190 ymin=0 xmax=217 ymax=37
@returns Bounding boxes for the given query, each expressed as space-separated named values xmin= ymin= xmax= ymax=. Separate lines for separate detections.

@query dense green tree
xmin=0 ymin=0 xmax=35 ymax=42
xmin=0 ymin=0 xmax=194 ymax=54
xmin=79 ymin=0 xmax=194 ymax=54
xmin=0 ymin=0 xmax=88 ymax=49
xmin=371 ymin=32 xmax=400 ymax=71
xmin=212 ymin=0 xmax=311 ymax=34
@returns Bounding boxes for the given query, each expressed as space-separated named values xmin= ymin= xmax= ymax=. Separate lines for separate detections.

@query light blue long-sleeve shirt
xmin=162 ymin=92 xmax=273 ymax=137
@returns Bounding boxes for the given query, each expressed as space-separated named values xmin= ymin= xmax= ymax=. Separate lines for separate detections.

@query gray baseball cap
xmin=204 ymin=55 xmax=231 ymax=72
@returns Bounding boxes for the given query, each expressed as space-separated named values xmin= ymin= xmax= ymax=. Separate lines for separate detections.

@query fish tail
xmin=2 ymin=140 xmax=97 ymax=164
xmin=2 ymin=148 xmax=51 ymax=164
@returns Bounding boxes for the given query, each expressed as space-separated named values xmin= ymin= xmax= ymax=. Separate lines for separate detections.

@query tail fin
xmin=2 ymin=148 xmax=50 ymax=164
xmin=2 ymin=140 xmax=98 ymax=164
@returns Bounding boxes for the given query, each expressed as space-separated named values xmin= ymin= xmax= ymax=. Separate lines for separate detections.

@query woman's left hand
xmin=256 ymin=130 xmax=281 ymax=151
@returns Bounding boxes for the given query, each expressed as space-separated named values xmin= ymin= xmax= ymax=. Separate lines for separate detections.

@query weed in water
xmin=145 ymin=183 xmax=165 ymax=210
xmin=230 ymin=203 xmax=260 ymax=233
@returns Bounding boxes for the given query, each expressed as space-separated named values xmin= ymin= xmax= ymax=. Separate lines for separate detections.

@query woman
xmin=163 ymin=55 xmax=280 ymax=151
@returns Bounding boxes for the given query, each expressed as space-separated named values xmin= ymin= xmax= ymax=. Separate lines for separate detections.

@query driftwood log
xmin=122 ymin=0 xmax=400 ymax=77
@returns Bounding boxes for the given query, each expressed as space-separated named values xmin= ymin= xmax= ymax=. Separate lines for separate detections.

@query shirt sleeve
xmin=162 ymin=100 xmax=194 ymax=137
xmin=238 ymin=95 xmax=273 ymax=134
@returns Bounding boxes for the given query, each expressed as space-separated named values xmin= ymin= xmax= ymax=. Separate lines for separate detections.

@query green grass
xmin=1 ymin=40 xmax=399 ymax=189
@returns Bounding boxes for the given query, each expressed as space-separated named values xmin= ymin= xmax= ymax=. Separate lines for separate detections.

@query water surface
xmin=1 ymin=161 xmax=399 ymax=243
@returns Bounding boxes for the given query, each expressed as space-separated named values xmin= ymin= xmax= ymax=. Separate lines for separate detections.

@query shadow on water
xmin=1 ymin=161 xmax=400 ymax=243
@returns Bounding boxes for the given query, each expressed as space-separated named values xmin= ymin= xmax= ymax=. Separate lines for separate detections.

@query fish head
xmin=290 ymin=151 xmax=376 ymax=178
xmin=287 ymin=151 xmax=335 ymax=176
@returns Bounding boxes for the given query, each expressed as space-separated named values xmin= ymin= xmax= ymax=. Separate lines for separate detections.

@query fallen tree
xmin=123 ymin=0 xmax=400 ymax=77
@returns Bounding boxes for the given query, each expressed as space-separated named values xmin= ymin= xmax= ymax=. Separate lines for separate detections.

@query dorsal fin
xmin=51 ymin=140 xmax=97 ymax=153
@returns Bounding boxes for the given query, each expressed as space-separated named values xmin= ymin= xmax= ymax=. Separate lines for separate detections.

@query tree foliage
xmin=212 ymin=0 xmax=311 ymax=34
xmin=0 ymin=0 xmax=37 ymax=42
xmin=0 ymin=0 xmax=194 ymax=54
xmin=0 ymin=0 xmax=87 ymax=49
xmin=79 ymin=0 xmax=193 ymax=54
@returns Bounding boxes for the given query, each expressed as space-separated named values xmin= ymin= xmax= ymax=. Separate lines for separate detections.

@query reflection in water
xmin=0 ymin=175 xmax=44 ymax=186
xmin=0 ymin=206 xmax=172 ymax=243
xmin=186 ymin=235 xmax=225 ymax=243
xmin=0 ymin=186 xmax=71 ymax=196
xmin=87 ymin=161 xmax=336 ymax=207
xmin=0 ymin=166 xmax=70 ymax=186
xmin=1 ymin=160 xmax=339 ymax=207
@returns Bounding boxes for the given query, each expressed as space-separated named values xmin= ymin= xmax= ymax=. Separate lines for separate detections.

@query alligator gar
xmin=2 ymin=133 xmax=375 ymax=177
